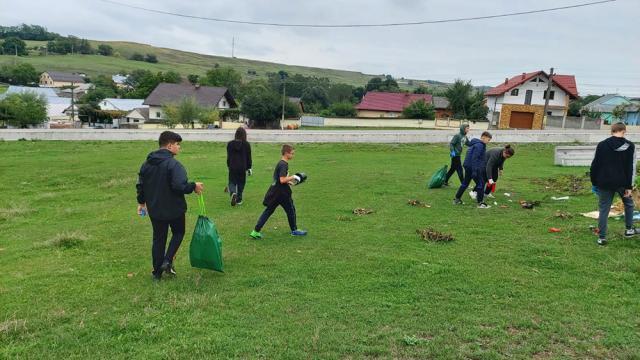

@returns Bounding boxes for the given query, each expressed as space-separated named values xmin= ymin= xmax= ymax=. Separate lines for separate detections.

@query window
xmin=222 ymin=100 xmax=227 ymax=107
xmin=544 ymin=90 xmax=555 ymax=100
xmin=547 ymin=111 xmax=552 ymax=116
xmin=510 ymin=89 xmax=519 ymax=96
xmin=156 ymin=112 xmax=161 ymax=118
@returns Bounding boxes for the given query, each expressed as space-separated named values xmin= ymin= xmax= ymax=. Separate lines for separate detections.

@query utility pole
xmin=231 ymin=36 xmax=235 ymax=58
xmin=281 ymin=78 xmax=286 ymax=130
xmin=70 ymin=81 xmax=76 ymax=125
xmin=542 ymin=67 xmax=554 ymax=129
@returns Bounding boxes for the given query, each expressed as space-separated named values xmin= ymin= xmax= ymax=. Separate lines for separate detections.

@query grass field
xmin=1 ymin=141 xmax=639 ymax=358
xmin=1 ymin=40 xmax=412 ymax=89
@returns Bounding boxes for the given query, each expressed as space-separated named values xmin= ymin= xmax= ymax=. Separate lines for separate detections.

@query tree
xmin=199 ymin=107 xmax=220 ymax=128
xmin=202 ymin=66 xmax=242 ymax=96
xmin=327 ymin=83 xmax=356 ymax=103
xmin=187 ymin=74 xmax=199 ymax=85
xmin=413 ymin=86 xmax=433 ymax=94
xmin=468 ymin=91 xmax=489 ymax=121
xmin=320 ymin=101 xmax=357 ymax=117
xmin=129 ymin=53 xmax=145 ymax=61
xmin=0 ymin=92 xmax=47 ymax=128
xmin=1 ymin=37 xmax=28 ymax=56
xmin=402 ymin=100 xmax=435 ymax=119
xmin=0 ymin=24 xmax=59 ymax=41
xmin=240 ymin=88 xmax=281 ymax=128
xmin=122 ymin=70 xmax=181 ymax=99
xmin=97 ymin=44 xmax=113 ymax=56
xmin=365 ymin=75 xmax=400 ymax=92
xmin=444 ymin=79 xmax=474 ymax=118
xmin=145 ymin=53 xmax=158 ymax=63
xmin=162 ymin=97 xmax=201 ymax=129
xmin=301 ymin=86 xmax=330 ymax=113
xmin=0 ymin=63 xmax=38 ymax=85
xmin=612 ymin=104 xmax=627 ymax=122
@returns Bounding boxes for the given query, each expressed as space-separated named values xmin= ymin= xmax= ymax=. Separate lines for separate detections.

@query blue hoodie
xmin=463 ymin=138 xmax=487 ymax=172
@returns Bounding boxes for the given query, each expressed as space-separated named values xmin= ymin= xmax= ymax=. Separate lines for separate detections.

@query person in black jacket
xmin=136 ymin=131 xmax=204 ymax=280
xmin=483 ymin=145 xmax=515 ymax=198
xmin=590 ymin=122 xmax=637 ymax=246
xmin=227 ymin=127 xmax=252 ymax=206
xmin=454 ymin=131 xmax=492 ymax=208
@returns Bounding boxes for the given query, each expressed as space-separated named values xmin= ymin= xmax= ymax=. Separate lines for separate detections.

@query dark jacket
xmin=449 ymin=125 xmax=470 ymax=156
xmin=590 ymin=136 xmax=636 ymax=190
xmin=227 ymin=140 xmax=252 ymax=173
xmin=136 ymin=149 xmax=196 ymax=221
xmin=485 ymin=148 xmax=506 ymax=180
xmin=463 ymin=138 xmax=487 ymax=173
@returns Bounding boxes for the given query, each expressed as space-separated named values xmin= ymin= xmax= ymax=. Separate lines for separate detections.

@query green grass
xmin=9 ymin=40 xmax=445 ymax=90
xmin=1 ymin=141 xmax=639 ymax=358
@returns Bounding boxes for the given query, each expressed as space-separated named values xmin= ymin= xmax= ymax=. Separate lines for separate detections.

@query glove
xmin=247 ymin=168 xmax=252 ymax=176
xmin=488 ymin=179 xmax=495 ymax=185
xmin=450 ymin=151 xmax=456 ymax=157
xmin=295 ymin=172 xmax=307 ymax=184
xmin=292 ymin=175 xmax=301 ymax=184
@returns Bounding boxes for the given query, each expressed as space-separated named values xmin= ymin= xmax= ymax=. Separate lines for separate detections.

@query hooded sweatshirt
xmin=136 ymin=149 xmax=196 ymax=221
xmin=485 ymin=148 xmax=506 ymax=180
xmin=449 ymin=125 xmax=470 ymax=156
xmin=463 ymin=138 xmax=487 ymax=173
xmin=590 ymin=136 xmax=636 ymax=190
xmin=227 ymin=140 xmax=252 ymax=173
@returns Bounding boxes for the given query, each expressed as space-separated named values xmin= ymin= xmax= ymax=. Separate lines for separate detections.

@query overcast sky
xmin=1 ymin=0 xmax=638 ymax=95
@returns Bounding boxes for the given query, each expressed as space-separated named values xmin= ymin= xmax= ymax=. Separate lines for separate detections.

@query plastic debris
xmin=504 ymin=193 xmax=511 ymax=197
xmin=551 ymin=196 xmax=570 ymax=201
xmin=549 ymin=228 xmax=562 ymax=233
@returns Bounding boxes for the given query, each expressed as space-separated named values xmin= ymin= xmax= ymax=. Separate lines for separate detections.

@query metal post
xmin=542 ymin=67 xmax=554 ymax=129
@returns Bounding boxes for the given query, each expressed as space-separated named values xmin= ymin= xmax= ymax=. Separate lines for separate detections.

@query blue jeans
xmin=598 ymin=188 xmax=634 ymax=239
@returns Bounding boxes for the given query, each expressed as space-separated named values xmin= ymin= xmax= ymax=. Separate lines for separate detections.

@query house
xmin=39 ymin=71 xmax=85 ymax=88
xmin=581 ymin=94 xmax=640 ymax=125
xmin=99 ymin=98 xmax=145 ymax=112
xmin=112 ymin=74 xmax=130 ymax=89
xmin=432 ymin=96 xmax=452 ymax=119
xmin=355 ymin=92 xmax=433 ymax=118
xmin=120 ymin=107 xmax=150 ymax=128
xmin=485 ymin=71 xmax=578 ymax=129
xmin=0 ymin=86 xmax=78 ymax=123
xmin=143 ymin=83 xmax=237 ymax=123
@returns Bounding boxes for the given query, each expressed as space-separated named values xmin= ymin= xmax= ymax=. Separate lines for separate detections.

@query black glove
xmin=295 ymin=172 xmax=307 ymax=184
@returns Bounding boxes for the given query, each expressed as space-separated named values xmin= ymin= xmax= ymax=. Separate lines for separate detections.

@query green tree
xmin=612 ymin=104 xmax=627 ymax=122
xmin=444 ymin=79 xmax=474 ymax=118
xmin=187 ymin=74 xmax=199 ymax=85
xmin=202 ymin=66 xmax=242 ymax=96
xmin=0 ymin=92 xmax=47 ymax=128
xmin=468 ymin=91 xmax=489 ymax=120
xmin=162 ymin=97 xmax=201 ymax=129
xmin=365 ymin=75 xmax=400 ymax=92
xmin=301 ymin=86 xmax=330 ymax=113
xmin=320 ymin=101 xmax=357 ymax=117
xmin=199 ymin=107 xmax=220 ymax=128
xmin=402 ymin=100 xmax=435 ymax=119
xmin=145 ymin=53 xmax=158 ymax=63
xmin=327 ymin=83 xmax=355 ymax=103
xmin=0 ymin=63 xmax=38 ymax=85
xmin=97 ymin=44 xmax=113 ymax=56
xmin=129 ymin=53 xmax=144 ymax=61
xmin=413 ymin=86 xmax=433 ymax=94
xmin=241 ymin=89 xmax=281 ymax=128
xmin=1 ymin=37 xmax=28 ymax=56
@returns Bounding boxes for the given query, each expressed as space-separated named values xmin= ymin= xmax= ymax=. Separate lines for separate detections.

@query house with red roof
xmin=485 ymin=71 xmax=578 ymax=129
xmin=355 ymin=92 xmax=433 ymax=118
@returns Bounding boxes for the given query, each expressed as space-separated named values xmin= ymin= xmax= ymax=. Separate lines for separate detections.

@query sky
xmin=1 ymin=0 xmax=639 ymax=96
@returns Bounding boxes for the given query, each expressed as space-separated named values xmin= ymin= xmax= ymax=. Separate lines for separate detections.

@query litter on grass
xmin=353 ymin=208 xmax=374 ymax=216
xmin=549 ymin=227 xmax=562 ymax=233
xmin=554 ymin=211 xmax=573 ymax=219
xmin=417 ymin=228 xmax=454 ymax=242
xmin=504 ymin=193 xmax=512 ymax=197
xmin=581 ymin=210 xmax=622 ymax=219
xmin=520 ymin=200 xmax=541 ymax=209
xmin=551 ymin=196 xmax=570 ymax=201
xmin=407 ymin=199 xmax=431 ymax=208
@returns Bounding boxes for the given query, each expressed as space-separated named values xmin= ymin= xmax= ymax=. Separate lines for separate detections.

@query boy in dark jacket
xmin=454 ymin=131 xmax=492 ymax=208
xmin=250 ymin=144 xmax=307 ymax=239
xmin=590 ymin=122 xmax=637 ymax=246
xmin=483 ymin=144 xmax=515 ymax=198
xmin=444 ymin=124 xmax=470 ymax=186
xmin=136 ymin=131 xmax=204 ymax=280
xmin=227 ymin=127 xmax=252 ymax=206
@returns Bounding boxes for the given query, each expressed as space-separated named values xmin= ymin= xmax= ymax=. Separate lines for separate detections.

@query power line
xmin=97 ymin=0 xmax=616 ymax=28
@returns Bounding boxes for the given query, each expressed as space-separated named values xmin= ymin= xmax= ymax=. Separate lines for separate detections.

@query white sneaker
xmin=477 ymin=203 xmax=491 ymax=209
xmin=487 ymin=193 xmax=495 ymax=199
xmin=469 ymin=191 xmax=477 ymax=200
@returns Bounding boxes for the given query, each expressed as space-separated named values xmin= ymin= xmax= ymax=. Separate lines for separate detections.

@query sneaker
xmin=291 ymin=229 xmax=308 ymax=236
xmin=166 ymin=264 xmax=177 ymax=276
xmin=236 ymin=201 xmax=243 ymax=205
xmin=477 ymin=203 xmax=491 ymax=209
xmin=231 ymin=193 xmax=238 ymax=206
xmin=624 ymin=228 xmax=638 ymax=238
xmin=469 ymin=191 xmax=477 ymax=200
xmin=486 ymin=193 xmax=495 ymax=199
xmin=453 ymin=198 xmax=463 ymax=205
xmin=160 ymin=260 xmax=172 ymax=274
xmin=249 ymin=230 xmax=263 ymax=239
xmin=597 ymin=238 xmax=608 ymax=246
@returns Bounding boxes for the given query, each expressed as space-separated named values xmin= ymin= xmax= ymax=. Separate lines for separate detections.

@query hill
xmin=0 ymin=39 xmax=449 ymax=91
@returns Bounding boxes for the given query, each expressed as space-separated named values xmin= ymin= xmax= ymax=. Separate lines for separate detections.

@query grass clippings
xmin=0 ymin=204 xmax=30 ymax=221
xmin=417 ymin=228 xmax=454 ymax=242
xmin=408 ymin=199 xmax=431 ymax=208
xmin=352 ymin=208 xmax=374 ymax=216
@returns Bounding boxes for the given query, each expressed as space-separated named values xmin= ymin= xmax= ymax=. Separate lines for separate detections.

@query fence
xmin=545 ymin=116 xmax=602 ymax=130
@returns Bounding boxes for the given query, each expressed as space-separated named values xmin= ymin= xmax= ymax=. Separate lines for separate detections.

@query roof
xmin=125 ymin=107 xmax=150 ymax=121
xmin=143 ymin=83 xmax=237 ymax=108
xmin=100 ymin=98 xmax=145 ymax=111
xmin=59 ymin=83 xmax=94 ymax=93
xmin=44 ymin=71 xmax=85 ymax=83
xmin=355 ymin=92 xmax=433 ymax=112
xmin=582 ymin=94 xmax=633 ymax=113
xmin=432 ymin=96 xmax=450 ymax=109
xmin=3 ymin=85 xmax=58 ymax=98
xmin=112 ymin=74 xmax=128 ymax=84
xmin=485 ymin=71 xmax=578 ymax=98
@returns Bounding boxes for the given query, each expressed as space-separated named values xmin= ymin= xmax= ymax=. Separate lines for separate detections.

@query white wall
xmin=149 ymin=106 xmax=164 ymax=121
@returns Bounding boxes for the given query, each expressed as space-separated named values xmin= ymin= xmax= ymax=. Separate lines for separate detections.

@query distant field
xmin=10 ymin=40 xmax=445 ymax=90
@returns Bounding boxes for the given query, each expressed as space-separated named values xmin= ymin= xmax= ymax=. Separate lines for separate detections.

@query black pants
xmin=255 ymin=195 xmax=297 ymax=232
xmin=455 ymin=166 xmax=485 ymax=203
xmin=150 ymin=215 xmax=185 ymax=276
xmin=445 ymin=156 xmax=464 ymax=184
xmin=228 ymin=170 xmax=247 ymax=202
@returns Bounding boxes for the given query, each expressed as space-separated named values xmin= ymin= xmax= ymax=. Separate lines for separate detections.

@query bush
xmin=321 ymin=101 xmax=356 ymax=117
xmin=129 ymin=53 xmax=144 ymax=61
xmin=144 ymin=53 xmax=158 ymax=63
xmin=402 ymin=100 xmax=435 ymax=119
xmin=97 ymin=44 xmax=113 ymax=56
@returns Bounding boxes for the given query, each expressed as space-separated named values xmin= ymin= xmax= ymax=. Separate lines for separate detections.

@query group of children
xmin=445 ymin=124 xmax=515 ymax=209
xmin=136 ymin=129 xmax=306 ymax=280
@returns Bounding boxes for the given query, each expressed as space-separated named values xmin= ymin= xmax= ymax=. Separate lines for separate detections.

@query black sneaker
xmin=597 ymin=238 xmax=608 ymax=246
xmin=166 ymin=264 xmax=176 ymax=276
xmin=453 ymin=198 xmax=463 ymax=205
xmin=624 ymin=228 xmax=638 ymax=238
xmin=231 ymin=193 xmax=238 ymax=206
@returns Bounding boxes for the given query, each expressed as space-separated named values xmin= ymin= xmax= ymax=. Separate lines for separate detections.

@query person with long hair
xmin=483 ymin=144 xmax=515 ymax=198
xmin=226 ymin=127 xmax=252 ymax=206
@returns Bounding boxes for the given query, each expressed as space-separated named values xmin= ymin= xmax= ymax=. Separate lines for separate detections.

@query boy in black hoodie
xmin=227 ymin=127 xmax=252 ymax=206
xmin=136 ymin=131 xmax=204 ymax=280
xmin=590 ymin=122 xmax=637 ymax=246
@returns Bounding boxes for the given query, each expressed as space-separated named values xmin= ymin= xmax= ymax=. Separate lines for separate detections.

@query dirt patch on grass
xmin=43 ymin=231 xmax=88 ymax=249
xmin=0 ymin=319 xmax=27 ymax=335
xmin=0 ymin=204 xmax=30 ymax=221
xmin=533 ymin=174 xmax=590 ymax=195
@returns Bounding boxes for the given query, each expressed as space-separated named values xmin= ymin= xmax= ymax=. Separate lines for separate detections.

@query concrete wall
xmin=3 ymin=129 xmax=640 ymax=144
xmin=555 ymin=145 xmax=639 ymax=166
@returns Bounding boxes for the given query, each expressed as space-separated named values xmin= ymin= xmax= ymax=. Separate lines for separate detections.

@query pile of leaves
xmin=352 ymin=208 xmax=374 ymax=216
xmin=417 ymin=228 xmax=454 ymax=242
xmin=554 ymin=211 xmax=573 ymax=219
xmin=534 ymin=174 xmax=590 ymax=194
xmin=519 ymin=200 xmax=541 ymax=209
xmin=407 ymin=199 xmax=431 ymax=208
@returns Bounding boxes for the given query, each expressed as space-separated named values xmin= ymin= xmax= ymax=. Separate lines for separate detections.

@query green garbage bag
xmin=428 ymin=165 xmax=448 ymax=189
xmin=190 ymin=195 xmax=224 ymax=272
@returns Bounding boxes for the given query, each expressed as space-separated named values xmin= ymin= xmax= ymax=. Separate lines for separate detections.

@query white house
xmin=485 ymin=71 xmax=578 ymax=129
xmin=143 ymin=83 xmax=237 ymax=123
xmin=119 ymin=107 xmax=149 ymax=127
xmin=99 ymin=98 xmax=145 ymax=112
